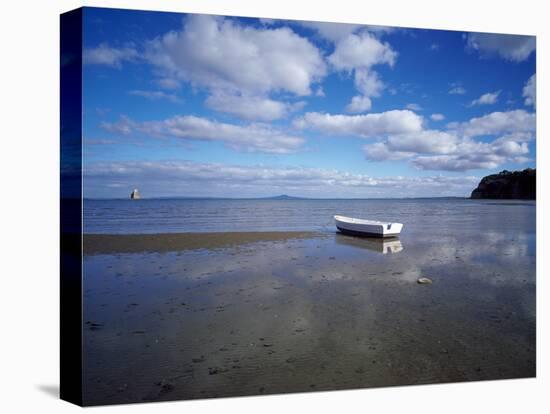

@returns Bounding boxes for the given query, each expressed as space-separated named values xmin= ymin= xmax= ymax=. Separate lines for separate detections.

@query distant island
xmin=263 ymin=194 xmax=304 ymax=200
xmin=471 ymin=168 xmax=536 ymax=200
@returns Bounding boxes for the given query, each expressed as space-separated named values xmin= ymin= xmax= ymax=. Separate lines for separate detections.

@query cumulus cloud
xmin=328 ymin=31 xmax=397 ymax=70
xmin=465 ymin=32 xmax=536 ymax=62
xmin=450 ymin=109 xmax=536 ymax=138
xmin=205 ymin=92 xmax=305 ymax=122
xmin=144 ymin=15 xmax=326 ymax=97
xmin=363 ymin=142 xmax=414 ymax=161
xmin=85 ymin=15 xmax=327 ymax=121
xmin=83 ymin=16 xmax=400 ymax=119
xmin=413 ymin=142 xmax=530 ymax=171
xmin=354 ymin=69 xmax=385 ymax=97
xmin=102 ymin=115 xmax=304 ymax=154
xmin=84 ymin=159 xmax=480 ymax=198
xmin=431 ymin=113 xmax=445 ymax=121
xmin=83 ymin=43 xmax=138 ymax=67
xmin=386 ymin=130 xmax=459 ymax=154
xmin=364 ymin=129 xmax=458 ymax=162
xmin=346 ymin=96 xmax=373 ymax=113
xmin=373 ymin=135 xmax=530 ymax=172
xmin=345 ymin=70 xmax=385 ymax=113
xmin=523 ymin=74 xmax=536 ymax=107
xmin=128 ymin=90 xmax=182 ymax=103
xmin=363 ymin=109 xmax=535 ymax=171
xmin=469 ymin=90 xmax=500 ymax=106
xmin=293 ymin=110 xmax=424 ymax=138
xmin=328 ymin=31 xmax=397 ymax=112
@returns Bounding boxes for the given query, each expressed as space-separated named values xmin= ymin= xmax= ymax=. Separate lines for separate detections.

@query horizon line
xmin=82 ymin=195 xmax=471 ymax=201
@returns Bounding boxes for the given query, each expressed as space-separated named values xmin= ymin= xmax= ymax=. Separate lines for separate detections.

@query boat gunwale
xmin=334 ymin=215 xmax=399 ymax=226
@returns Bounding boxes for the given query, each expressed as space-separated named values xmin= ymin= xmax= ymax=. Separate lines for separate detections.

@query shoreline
xmin=83 ymin=231 xmax=323 ymax=255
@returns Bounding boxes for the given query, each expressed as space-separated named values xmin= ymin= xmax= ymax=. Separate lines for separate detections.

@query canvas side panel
xmin=60 ymin=7 xmax=83 ymax=406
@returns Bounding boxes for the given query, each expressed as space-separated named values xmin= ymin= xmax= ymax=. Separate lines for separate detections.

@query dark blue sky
xmin=81 ymin=7 xmax=536 ymax=198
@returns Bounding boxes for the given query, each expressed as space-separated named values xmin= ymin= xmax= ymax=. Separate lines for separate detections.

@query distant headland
xmin=262 ymin=194 xmax=304 ymax=200
xmin=471 ymin=168 xmax=536 ymax=200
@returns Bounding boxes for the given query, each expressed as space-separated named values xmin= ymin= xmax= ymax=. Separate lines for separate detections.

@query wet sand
xmin=84 ymin=231 xmax=321 ymax=255
xmin=82 ymin=230 xmax=535 ymax=405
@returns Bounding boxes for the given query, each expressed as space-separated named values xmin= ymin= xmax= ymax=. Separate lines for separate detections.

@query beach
xmin=84 ymin=231 xmax=319 ymax=255
xmin=82 ymin=200 xmax=536 ymax=405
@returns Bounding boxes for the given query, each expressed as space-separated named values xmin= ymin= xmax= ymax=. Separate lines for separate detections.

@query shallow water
xmin=84 ymin=198 xmax=535 ymax=234
xmin=82 ymin=200 xmax=536 ymax=405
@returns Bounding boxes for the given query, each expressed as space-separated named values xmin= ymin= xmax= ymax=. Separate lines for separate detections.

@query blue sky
xmin=81 ymin=7 xmax=536 ymax=198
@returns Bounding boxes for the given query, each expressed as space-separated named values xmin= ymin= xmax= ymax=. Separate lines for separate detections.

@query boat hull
xmin=336 ymin=226 xmax=393 ymax=238
xmin=334 ymin=215 xmax=403 ymax=238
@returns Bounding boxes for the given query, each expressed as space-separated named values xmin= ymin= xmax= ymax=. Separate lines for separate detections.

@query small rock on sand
xmin=417 ymin=277 xmax=433 ymax=284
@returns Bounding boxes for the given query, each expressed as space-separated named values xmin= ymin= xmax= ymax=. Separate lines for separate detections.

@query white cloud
xmin=297 ymin=21 xmax=394 ymax=43
xmin=465 ymin=32 xmax=536 ymax=62
xmin=469 ymin=90 xmax=500 ymax=106
xmin=405 ymin=103 xmax=422 ymax=112
xmin=492 ymin=132 xmax=533 ymax=144
xmin=386 ymin=130 xmax=459 ymax=154
xmin=354 ymin=69 xmax=385 ymax=97
xmin=298 ymin=21 xmax=363 ymax=42
xmin=295 ymin=108 xmax=534 ymax=171
xmin=410 ymin=136 xmax=530 ymax=171
xmin=205 ymin=92 xmax=305 ymax=122
xmin=412 ymin=139 xmax=530 ymax=171
xmin=328 ymin=31 xmax=397 ymax=71
xmin=101 ymin=115 xmax=135 ymax=135
xmin=449 ymin=86 xmax=466 ymax=95
xmin=293 ymin=110 xmax=424 ymax=138
xmin=345 ymin=70 xmax=385 ymax=113
xmin=83 ymin=43 xmax=138 ymax=67
xmin=327 ymin=31 xmax=396 ymax=112
xmin=431 ymin=113 xmax=445 ymax=121
xmin=138 ymin=15 xmax=327 ymax=122
xmin=85 ymin=16 xmax=326 ymax=121
xmin=363 ymin=142 xmax=414 ymax=161
xmin=413 ymin=154 xmax=503 ymax=171
xmin=523 ymin=74 xmax=536 ymax=107
xmin=451 ymin=109 xmax=536 ymax=138
xmin=364 ymin=130 xmax=459 ymax=163
xmin=362 ymin=109 xmax=535 ymax=171
xmin=84 ymin=159 xmax=480 ymax=198
xmin=144 ymin=15 xmax=326 ymax=97
xmin=128 ymin=90 xmax=182 ymax=103
xmin=346 ymin=96 xmax=373 ymax=113
xmin=258 ymin=18 xmax=276 ymax=26
xmin=102 ymin=115 xmax=305 ymax=154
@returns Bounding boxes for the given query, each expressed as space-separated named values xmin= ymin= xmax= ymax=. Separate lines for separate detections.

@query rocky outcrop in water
xmin=130 ymin=189 xmax=141 ymax=199
xmin=470 ymin=168 xmax=536 ymax=199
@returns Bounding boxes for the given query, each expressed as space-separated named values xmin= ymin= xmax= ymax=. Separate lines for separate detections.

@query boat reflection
xmin=335 ymin=233 xmax=403 ymax=254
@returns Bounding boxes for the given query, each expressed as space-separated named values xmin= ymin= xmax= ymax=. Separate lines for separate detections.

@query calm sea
xmin=83 ymin=198 xmax=536 ymax=238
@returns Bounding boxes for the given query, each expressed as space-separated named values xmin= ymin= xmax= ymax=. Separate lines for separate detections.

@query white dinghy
xmin=334 ymin=215 xmax=403 ymax=238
